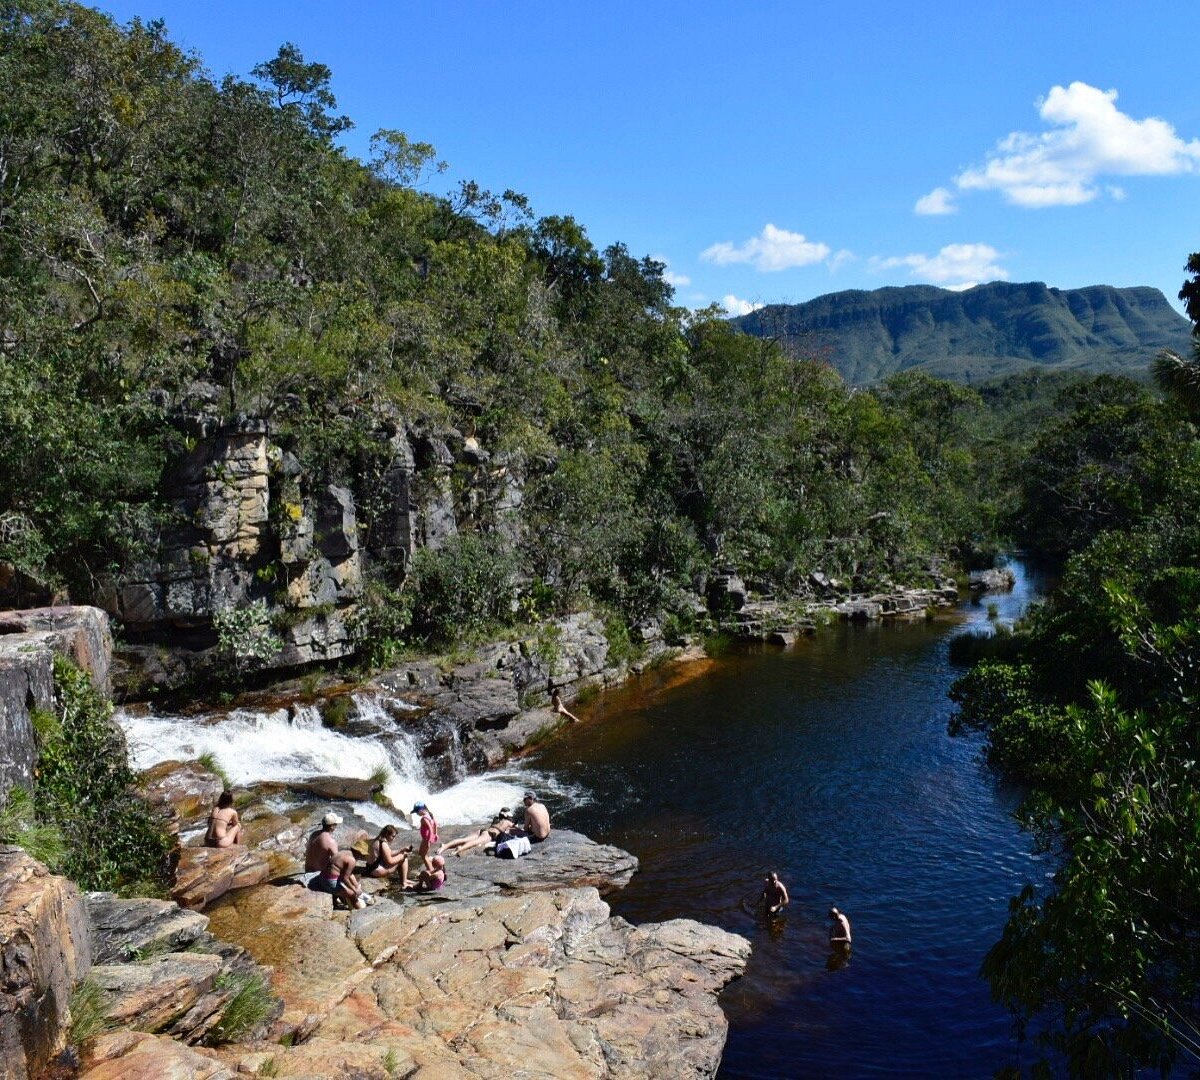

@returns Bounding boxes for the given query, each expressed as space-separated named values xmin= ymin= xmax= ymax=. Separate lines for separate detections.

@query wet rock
xmin=283 ymin=774 xmax=382 ymax=803
xmin=139 ymin=760 xmax=226 ymax=832
xmin=0 ymin=849 xmax=92 ymax=1078
xmin=172 ymin=845 xmax=271 ymax=911
xmin=86 ymin=893 xmax=209 ymax=964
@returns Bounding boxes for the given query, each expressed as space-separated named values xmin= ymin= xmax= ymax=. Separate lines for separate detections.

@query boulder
xmin=89 ymin=953 xmax=224 ymax=1033
xmin=79 ymin=1030 xmax=234 ymax=1080
xmin=0 ymin=848 xmax=92 ymax=1079
xmin=139 ymin=760 xmax=226 ymax=832
xmin=86 ymin=893 xmax=209 ymax=964
xmin=969 ymin=567 xmax=1016 ymax=593
xmin=172 ymin=845 xmax=271 ymax=912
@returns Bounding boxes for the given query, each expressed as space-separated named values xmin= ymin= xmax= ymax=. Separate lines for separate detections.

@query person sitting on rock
xmin=551 ymin=689 xmax=581 ymax=724
xmin=363 ymin=824 xmax=411 ymax=878
xmin=512 ymin=790 xmax=550 ymax=843
xmin=438 ymin=809 xmax=515 ymax=857
xmin=399 ymin=852 xmax=447 ymax=892
xmin=413 ymin=802 xmax=439 ymax=870
xmin=204 ymin=790 xmax=243 ymax=848
xmin=304 ymin=812 xmax=366 ymax=908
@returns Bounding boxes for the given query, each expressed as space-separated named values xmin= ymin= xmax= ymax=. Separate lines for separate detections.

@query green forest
xmin=2 ymin=3 xmax=1200 ymax=1075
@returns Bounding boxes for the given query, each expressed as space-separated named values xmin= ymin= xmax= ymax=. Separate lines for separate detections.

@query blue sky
xmin=100 ymin=1 xmax=1200 ymax=315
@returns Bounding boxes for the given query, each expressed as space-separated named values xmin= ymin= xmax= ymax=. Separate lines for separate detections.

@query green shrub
xmin=0 ymin=785 xmax=67 ymax=868
xmin=67 ymin=979 xmax=113 ymax=1047
xmin=34 ymin=658 xmax=174 ymax=893
xmin=197 ymin=751 xmax=232 ymax=788
xmin=208 ymin=973 xmax=275 ymax=1044
xmin=214 ymin=601 xmax=283 ymax=673
xmin=349 ymin=581 xmax=414 ymax=669
xmin=601 ymin=610 xmax=644 ymax=668
xmin=409 ymin=534 xmax=517 ymax=646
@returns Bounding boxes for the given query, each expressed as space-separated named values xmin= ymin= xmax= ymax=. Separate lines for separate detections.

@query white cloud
xmin=953 ymin=82 xmax=1200 ymax=208
xmin=870 ymin=243 xmax=1008 ymax=290
xmin=914 ymin=186 xmax=957 ymax=215
xmin=663 ymin=270 xmax=691 ymax=288
xmin=721 ymin=294 xmax=764 ymax=316
xmin=701 ymin=224 xmax=831 ymax=272
xmin=828 ymin=249 xmax=856 ymax=272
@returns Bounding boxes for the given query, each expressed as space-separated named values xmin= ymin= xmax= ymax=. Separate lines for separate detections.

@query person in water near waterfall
xmin=414 ymin=802 xmax=439 ymax=871
xmin=304 ymin=812 xmax=367 ymax=908
xmin=829 ymin=907 xmax=852 ymax=948
xmin=204 ymin=790 xmax=243 ymax=848
xmin=363 ymin=824 xmax=412 ymax=878
xmin=398 ymin=852 xmax=447 ymax=892
xmin=762 ymin=871 xmax=790 ymax=916
xmin=438 ymin=808 xmax=515 ymax=857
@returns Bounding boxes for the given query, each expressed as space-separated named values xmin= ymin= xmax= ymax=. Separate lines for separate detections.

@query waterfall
xmin=116 ymin=692 xmax=568 ymax=827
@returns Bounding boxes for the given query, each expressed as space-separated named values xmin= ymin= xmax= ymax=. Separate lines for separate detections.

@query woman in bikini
xmin=204 ymin=790 xmax=243 ymax=848
xmin=437 ymin=809 xmax=515 ymax=857
xmin=363 ymin=825 xmax=412 ymax=878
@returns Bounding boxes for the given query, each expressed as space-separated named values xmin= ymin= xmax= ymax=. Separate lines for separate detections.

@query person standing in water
xmin=829 ymin=907 xmax=852 ymax=948
xmin=762 ymin=871 xmax=790 ymax=915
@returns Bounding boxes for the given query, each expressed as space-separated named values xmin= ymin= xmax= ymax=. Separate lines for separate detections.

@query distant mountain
xmin=732 ymin=281 xmax=1192 ymax=385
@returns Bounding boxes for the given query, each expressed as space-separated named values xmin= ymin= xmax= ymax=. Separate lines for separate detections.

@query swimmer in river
xmin=829 ymin=907 xmax=852 ymax=948
xmin=762 ymin=871 xmax=789 ymax=915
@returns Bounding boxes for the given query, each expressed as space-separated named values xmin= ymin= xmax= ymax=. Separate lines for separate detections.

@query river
xmin=528 ymin=559 xmax=1056 ymax=1078
xmin=118 ymin=559 xmax=1054 ymax=1076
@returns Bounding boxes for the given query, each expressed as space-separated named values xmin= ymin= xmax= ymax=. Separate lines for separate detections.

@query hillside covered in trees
xmin=1 ymin=0 xmax=1022 ymax=670
xmin=734 ymin=282 xmax=1191 ymax=386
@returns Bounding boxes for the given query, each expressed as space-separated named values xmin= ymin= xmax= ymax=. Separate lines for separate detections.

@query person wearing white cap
xmin=304 ymin=811 xmax=366 ymax=909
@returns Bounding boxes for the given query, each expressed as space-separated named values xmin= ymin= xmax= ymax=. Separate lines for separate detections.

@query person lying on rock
xmin=204 ymin=790 xmax=243 ymax=848
xmin=304 ymin=812 xmax=367 ymax=908
xmin=363 ymin=824 xmax=412 ymax=877
xmin=413 ymin=801 xmax=439 ymax=871
xmin=399 ymin=852 xmax=447 ymax=892
xmin=438 ymin=808 xmax=515 ymax=857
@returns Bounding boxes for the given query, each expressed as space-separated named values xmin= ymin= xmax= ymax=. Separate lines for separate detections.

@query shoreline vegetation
xmin=0 ymin=1 xmax=1198 ymax=1076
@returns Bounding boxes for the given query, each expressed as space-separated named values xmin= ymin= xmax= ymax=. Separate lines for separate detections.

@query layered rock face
xmin=0 ymin=848 xmax=92 ymax=1079
xmin=0 ymin=606 xmax=112 ymax=799
xmin=107 ymin=418 xmax=519 ymax=689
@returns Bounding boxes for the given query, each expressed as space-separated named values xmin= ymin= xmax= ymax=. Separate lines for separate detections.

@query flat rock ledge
xmin=63 ymin=827 xmax=748 ymax=1078
xmin=197 ymin=880 xmax=749 ymax=1079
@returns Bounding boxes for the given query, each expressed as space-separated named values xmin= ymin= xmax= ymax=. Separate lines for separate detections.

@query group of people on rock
xmin=288 ymin=791 xmax=551 ymax=910
xmin=761 ymin=871 xmax=853 ymax=953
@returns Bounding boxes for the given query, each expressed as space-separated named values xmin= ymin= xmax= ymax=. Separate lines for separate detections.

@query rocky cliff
xmin=734 ymin=281 xmax=1192 ymax=385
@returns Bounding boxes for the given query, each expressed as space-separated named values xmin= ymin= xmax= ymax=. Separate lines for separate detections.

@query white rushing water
xmin=117 ymin=692 xmax=574 ymax=827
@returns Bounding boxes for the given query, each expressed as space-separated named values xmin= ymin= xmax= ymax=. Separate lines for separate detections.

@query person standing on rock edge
xmin=414 ymin=802 xmax=439 ymax=871
xmin=762 ymin=871 xmax=789 ymax=916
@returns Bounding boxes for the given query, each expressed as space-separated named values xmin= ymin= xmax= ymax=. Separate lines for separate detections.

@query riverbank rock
xmin=969 ymin=567 xmax=1016 ymax=593
xmin=172 ymin=845 xmax=271 ymax=911
xmin=206 ymin=878 xmax=749 ymax=1079
xmin=0 ymin=605 xmax=112 ymax=799
xmin=80 ymin=1031 xmax=234 ymax=1080
xmin=0 ymin=848 xmax=92 ymax=1078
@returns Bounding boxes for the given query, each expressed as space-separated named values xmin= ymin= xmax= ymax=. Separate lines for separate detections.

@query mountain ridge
xmin=732 ymin=281 xmax=1192 ymax=385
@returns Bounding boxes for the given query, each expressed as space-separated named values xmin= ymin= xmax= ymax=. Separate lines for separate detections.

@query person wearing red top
xmin=413 ymin=802 xmax=439 ymax=871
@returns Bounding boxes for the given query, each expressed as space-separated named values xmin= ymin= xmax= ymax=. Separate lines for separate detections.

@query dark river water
xmin=530 ymin=560 xmax=1058 ymax=1078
